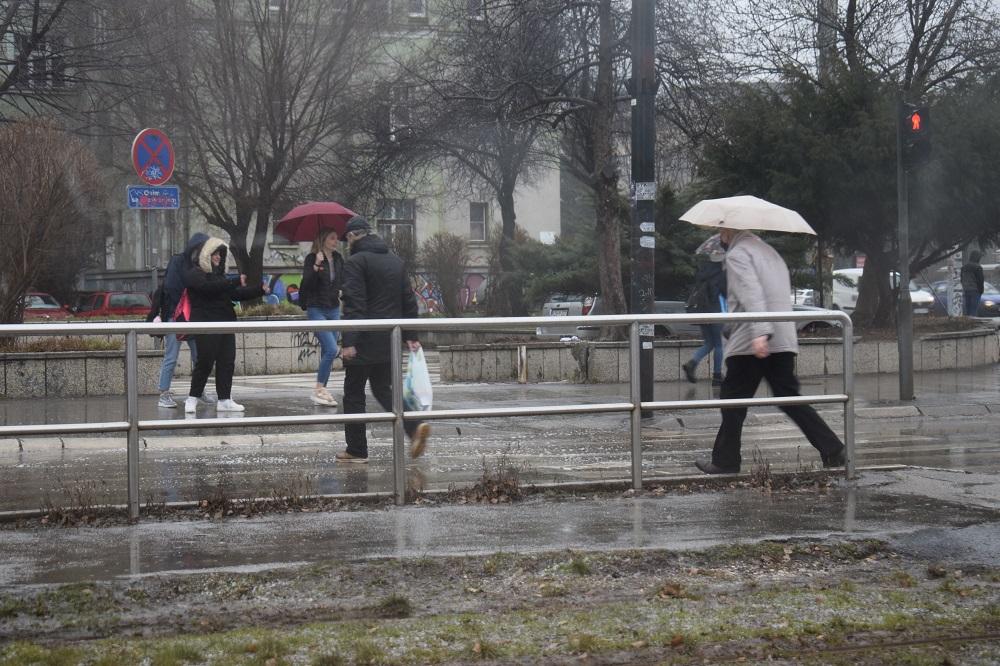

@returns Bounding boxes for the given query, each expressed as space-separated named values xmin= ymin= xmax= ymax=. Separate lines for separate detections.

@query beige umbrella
xmin=680 ymin=195 xmax=816 ymax=235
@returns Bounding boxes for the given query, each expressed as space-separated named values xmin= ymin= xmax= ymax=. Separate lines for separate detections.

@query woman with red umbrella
xmin=276 ymin=201 xmax=356 ymax=407
xmin=299 ymin=228 xmax=345 ymax=406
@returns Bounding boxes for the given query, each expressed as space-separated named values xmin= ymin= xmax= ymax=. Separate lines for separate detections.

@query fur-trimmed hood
xmin=195 ymin=237 xmax=228 ymax=274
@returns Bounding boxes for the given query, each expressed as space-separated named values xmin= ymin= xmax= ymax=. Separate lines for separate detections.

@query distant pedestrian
xmin=182 ymin=237 xmax=267 ymax=414
xmin=695 ymin=229 xmax=846 ymax=475
xmin=683 ymin=250 xmax=727 ymax=387
xmin=960 ymin=250 xmax=984 ymax=317
xmin=337 ymin=216 xmax=430 ymax=462
xmin=152 ymin=232 xmax=207 ymax=408
xmin=299 ymin=228 xmax=344 ymax=407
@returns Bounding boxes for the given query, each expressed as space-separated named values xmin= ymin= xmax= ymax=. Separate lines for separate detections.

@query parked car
xmin=928 ymin=281 xmax=1000 ymax=317
xmin=537 ymin=294 xmax=841 ymax=340
xmin=72 ymin=291 xmax=152 ymax=318
xmin=831 ymin=268 xmax=934 ymax=315
xmin=21 ymin=292 xmax=69 ymax=319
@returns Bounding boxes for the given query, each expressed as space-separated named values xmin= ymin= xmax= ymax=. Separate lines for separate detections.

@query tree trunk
xmin=852 ymin=250 xmax=895 ymax=328
xmin=592 ymin=0 xmax=626 ymax=338
xmin=492 ymin=182 xmax=525 ymax=316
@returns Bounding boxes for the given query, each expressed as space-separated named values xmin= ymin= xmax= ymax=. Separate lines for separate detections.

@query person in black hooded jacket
xmin=337 ymin=216 xmax=430 ymax=462
xmin=182 ymin=236 xmax=266 ymax=414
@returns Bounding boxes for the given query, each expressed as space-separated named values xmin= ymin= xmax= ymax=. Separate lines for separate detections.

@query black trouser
xmin=712 ymin=352 xmax=843 ymax=469
xmin=189 ymin=333 xmax=236 ymax=400
xmin=343 ymin=361 xmax=421 ymax=458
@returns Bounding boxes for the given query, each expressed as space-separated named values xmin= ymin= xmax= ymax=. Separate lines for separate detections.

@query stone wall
xmin=0 ymin=351 xmax=162 ymax=397
xmin=438 ymin=328 xmax=1000 ymax=383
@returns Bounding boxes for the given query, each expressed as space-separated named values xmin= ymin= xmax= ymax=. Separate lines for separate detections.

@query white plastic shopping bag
xmin=403 ymin=348 xmax=433 ymax=411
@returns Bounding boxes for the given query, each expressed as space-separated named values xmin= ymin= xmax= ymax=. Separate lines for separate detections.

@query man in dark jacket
xmin=338 ymin=216 xmax=430 ymax=462
xmin=152 ymin=232 xmax=208 ymax=408
xmin=960 ymin=250 xmax=985 ymax=317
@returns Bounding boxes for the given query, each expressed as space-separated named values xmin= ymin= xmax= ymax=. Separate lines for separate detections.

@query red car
xmin=22 ymin=292 xmax=70 ymax=319
xmin=73 ymin=291 xmax=152 ymax=318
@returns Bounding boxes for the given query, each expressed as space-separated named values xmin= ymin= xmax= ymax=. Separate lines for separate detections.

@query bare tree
xmin=127 ymin=0 xmax=387 ymax=290
xmin=419 ymin=232 xmax=470 ymax=317
xmin=0 ymin=119 xmax=105 ymax=326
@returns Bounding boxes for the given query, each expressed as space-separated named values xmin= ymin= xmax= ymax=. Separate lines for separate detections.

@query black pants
xmin=189 ymin=333 xmax=236 ymax=400
xmin=712 ymin=352 xmax=843 ymax=469
xmin=343 ymin=361 xmax=421 ymax=458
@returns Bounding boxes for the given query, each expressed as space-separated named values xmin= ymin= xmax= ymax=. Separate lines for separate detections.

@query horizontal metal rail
xmin=0 ymin=309 xmax=855 ymax=518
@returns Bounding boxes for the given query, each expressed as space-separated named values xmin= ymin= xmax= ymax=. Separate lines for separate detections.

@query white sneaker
xmin=310 ymin=387 xmax=337 ymax=406
xmin=184 ymin=396 xmax=198 ymax=413
xmin=158 ymin=391 xmax=177 ymax=408
xmin=216 ymin=399 xmax=245 ymax=412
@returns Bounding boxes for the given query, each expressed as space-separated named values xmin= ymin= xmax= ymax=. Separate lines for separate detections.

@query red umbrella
xmin=274 ymin=201 xmax=358 ymax=242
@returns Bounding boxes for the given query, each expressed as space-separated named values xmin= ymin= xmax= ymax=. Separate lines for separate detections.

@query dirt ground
xmin=1 ymin=533 xmax=997 ymax=664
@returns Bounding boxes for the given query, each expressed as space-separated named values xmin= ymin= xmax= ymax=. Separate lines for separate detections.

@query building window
xmin=407 ymin=0 xmax=426 ymax=18
xmin=12 ymin=34 xmax=66 ymax=88
xmin=376 ymin=198 xmax=417 ymax=255
xmin=389 ymin=86 xmax=411 ymax=141
xmin=469 ymin=202 xmax=487 ymax=242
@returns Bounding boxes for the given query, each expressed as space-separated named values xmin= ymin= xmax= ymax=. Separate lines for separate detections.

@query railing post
xmin=629 ymin=321 xmax=642 ymax=491
xmin=391 ymin=326 xmax=406 ymax=505
xmin=842 ymin=317 xmax=856 ymax=479
xmin=126 ymin=330 xmax=140 ymax=521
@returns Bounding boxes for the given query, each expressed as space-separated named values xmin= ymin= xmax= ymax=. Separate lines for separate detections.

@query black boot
xmin=682 ymin=360 xmax=697 ymax=384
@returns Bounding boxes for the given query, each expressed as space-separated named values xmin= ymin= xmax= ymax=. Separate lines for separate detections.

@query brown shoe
xmin=335 ymin=451 xmax=367 ymax=463
xmin=410 ymin=423 xmax=430 ymax=459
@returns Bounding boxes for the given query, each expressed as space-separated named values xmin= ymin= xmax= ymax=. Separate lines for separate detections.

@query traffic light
xmin=901 ymin=103 xmax=931 ymax=169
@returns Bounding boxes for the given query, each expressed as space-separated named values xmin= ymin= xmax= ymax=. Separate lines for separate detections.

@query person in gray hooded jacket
xmin=695 ymin=229 xmax=846 ymax=475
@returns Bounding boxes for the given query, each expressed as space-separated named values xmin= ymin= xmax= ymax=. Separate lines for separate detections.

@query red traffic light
xmin=908 ymin=111 xmax=923 ymax=132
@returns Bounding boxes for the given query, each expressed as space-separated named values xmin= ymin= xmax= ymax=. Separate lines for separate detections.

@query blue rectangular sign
xmin=127 ymin=185 xmax=180 ymax=210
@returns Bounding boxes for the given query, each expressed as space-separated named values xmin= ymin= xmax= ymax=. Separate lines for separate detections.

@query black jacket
xmin=341 ymin=234 xmax=418 ymax=364
xmin=299 ymin=250 xmax=344 ymax=310
xmin=182 ymin=237 xmax=264 ymax=322
xmin=960 ymin=261 xmax=984 ymax=295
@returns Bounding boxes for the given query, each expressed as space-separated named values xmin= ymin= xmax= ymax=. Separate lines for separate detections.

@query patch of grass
xmin=244 ymin=635 xmax=291 ymax=665
xmin=456 ymin=446 xmax=527 ymax=504
xmin=350 ymin=638 xmax=386 ymax=665
xmin=468 ymin=638 xmax=503 ymax=660
xmin=373 ymin=593 xmax=413 ymax=618
xmin=150 ymin=642 xmax=204 ymax=666
xmin=567 ymin=632 xmax=603 ymax=654
xmin=891 ymin=570 xmax=917 ymax=587
xmin=0 ymin=642 xmax=84 ymax=666
xmin=563 ymin=555 xmax=591 ymax=576
xmin=311 ymin=654 xmax=345 ymax=666
xmin=0 ymin=596 xmax=28 ymax=618
xmin=748 ymin=446 xmax=772 ymax=489
xmin=539 ymin=582 xmax=567 ymax=598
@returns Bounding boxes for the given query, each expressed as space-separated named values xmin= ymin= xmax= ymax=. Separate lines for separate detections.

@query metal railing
xmin=0 ymin=311 xmax=854 ymax=519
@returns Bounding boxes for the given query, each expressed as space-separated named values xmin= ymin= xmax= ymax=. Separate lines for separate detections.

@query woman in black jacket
xmin=299 ymin=228 xmax=344 ymax=407
xmin=182 ymin=237 xmax=266 ymax=414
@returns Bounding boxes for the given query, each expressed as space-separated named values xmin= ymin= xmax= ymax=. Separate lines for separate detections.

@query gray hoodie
xmin=722 ymin=231 xmax=798 ymax=360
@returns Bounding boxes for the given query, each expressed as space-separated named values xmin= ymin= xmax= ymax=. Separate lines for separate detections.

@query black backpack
xmin=685 ymin=280 xmax=714 ymax=313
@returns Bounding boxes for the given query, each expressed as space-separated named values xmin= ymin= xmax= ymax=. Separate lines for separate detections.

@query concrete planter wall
xmin=0 ymin=350 xmax=162 ymax=398
xmin=438 ymin=328 xmax=1000 ymax=383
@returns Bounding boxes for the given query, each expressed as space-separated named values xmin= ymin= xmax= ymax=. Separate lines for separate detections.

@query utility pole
xmin=896 ymin=95 xmax=914 ymax=401
xmin=629 ymin=0 xmax=657 ymax=418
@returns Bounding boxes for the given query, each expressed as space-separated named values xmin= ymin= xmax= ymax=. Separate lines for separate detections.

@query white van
xmin=832 ymin=268 xmax=934 ymax=314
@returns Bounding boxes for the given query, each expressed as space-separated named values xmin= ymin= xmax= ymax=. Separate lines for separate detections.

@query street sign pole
xmin=630 ymin=0 xmax=656 ymax=418
xmin=896 ymin=95 xmax=914 ymax=401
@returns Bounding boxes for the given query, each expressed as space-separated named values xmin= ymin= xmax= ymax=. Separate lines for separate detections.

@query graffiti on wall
xmin=413 ymin=273 xmax=487 ymax=314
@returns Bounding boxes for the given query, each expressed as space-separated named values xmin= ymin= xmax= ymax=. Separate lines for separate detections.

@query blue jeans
xmin=307 ymin=306 xmax=340 ymax=386
xmin=691 ymin=324 xmax=724 ymax=376
xmin=158 ymin=328 xmax=197 ymax=392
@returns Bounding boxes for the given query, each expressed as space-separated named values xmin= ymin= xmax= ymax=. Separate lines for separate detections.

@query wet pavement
xmin=1 ymin=360 xmax=999 ymax=510
xmin=0 ymin=467 xmax=996 ymax=585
